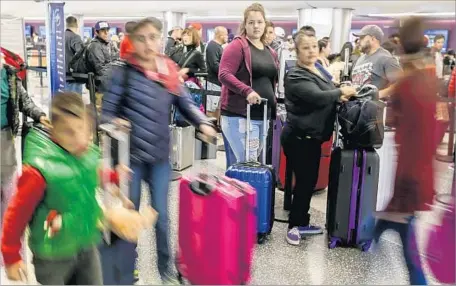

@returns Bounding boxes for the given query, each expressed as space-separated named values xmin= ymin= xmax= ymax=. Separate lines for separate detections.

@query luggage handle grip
xmin=190 ymin=180 xmax=214 ymax=196
xmin=216 ymin=176 xmax=244 ymax=190
xmin=237 ymin=161 xmax=262 ymax=167
xmin=246 ymin=98 xmax=268 ymax=164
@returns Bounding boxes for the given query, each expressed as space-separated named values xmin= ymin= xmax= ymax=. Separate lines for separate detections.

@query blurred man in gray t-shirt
xmin=352 ymin=25 xmax=402 ymax=99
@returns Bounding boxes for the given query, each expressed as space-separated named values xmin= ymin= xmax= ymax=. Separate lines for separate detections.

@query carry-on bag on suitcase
xmin=176 ymin=174 xmax=257 ymax=285
xmin=326 ymin=117 xmax=380 ymax=252
xmin=225 ymin=99 xmax=276 ymax=244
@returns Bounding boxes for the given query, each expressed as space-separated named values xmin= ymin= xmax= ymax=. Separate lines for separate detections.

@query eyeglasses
xmin=134 ymin=33 xmax=162 ymax=43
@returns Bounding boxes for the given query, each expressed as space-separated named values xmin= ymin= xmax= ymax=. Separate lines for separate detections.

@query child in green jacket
xmin=1 ymin=92 xmax=155 ymax=285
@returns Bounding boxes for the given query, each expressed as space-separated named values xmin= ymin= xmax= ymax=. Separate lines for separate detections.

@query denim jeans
xmin=374 ymin=217 xmax=427 ymax=285
xmin=220 ymin=115 xmax=268 ymax=163
xmin=66 ymin=82 xmax=83 ymax=95
xmin=221 ymin=131 xmax=236 ymax=168
xmin=111 ymin=160 xmax=172 ymax=282
xmin=99 ymin=237 xmax=137 ymax=285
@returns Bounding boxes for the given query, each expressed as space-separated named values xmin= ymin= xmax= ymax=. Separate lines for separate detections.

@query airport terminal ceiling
xmin=1 ymin=0 xmax=455 ymax=20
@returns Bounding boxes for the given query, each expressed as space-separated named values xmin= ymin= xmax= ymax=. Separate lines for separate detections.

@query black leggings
xmin=281 ymin=125 xmax=322 ymax=229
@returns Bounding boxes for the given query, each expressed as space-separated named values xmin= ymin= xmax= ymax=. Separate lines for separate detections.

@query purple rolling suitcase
xmin=326 ymin=117 xmax=379 ymax=251
xmin=271 ymin=104 xmax=286 ymax=188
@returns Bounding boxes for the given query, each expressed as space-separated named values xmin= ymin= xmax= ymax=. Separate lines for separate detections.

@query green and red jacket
xmin=1 ymin=128 xmax=107 ymax=264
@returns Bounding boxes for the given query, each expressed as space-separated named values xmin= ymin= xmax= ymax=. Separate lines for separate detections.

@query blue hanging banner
xmin=48 ymin=2 xmax=65 ymax=97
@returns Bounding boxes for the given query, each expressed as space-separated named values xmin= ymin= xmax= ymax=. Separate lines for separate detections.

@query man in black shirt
xmin=64 ymin=16 xmax=84 ymax=94
xmin=206 ymin=26 xmax=227 ymax=88
xmin=205 ymin=26 xmax=228 ymax=124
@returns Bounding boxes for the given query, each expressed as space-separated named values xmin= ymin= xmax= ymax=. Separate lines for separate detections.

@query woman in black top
xmin=178 ymin=27 xmax=206 ymax=84
xmin=282 ymin=31 xmax=356 ymax=246
xmin=247 ymin=40 xmax=277 ymax=121
xmin=218 ymin=3 xmax=279 ymax=166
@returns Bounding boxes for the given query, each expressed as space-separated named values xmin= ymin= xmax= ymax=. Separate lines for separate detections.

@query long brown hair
xmin=238 ymin=3 xmax=267 ymax=43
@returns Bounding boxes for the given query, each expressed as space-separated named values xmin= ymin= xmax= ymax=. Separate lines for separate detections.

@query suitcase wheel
xmin=257 ymin=233 xmax=267 ymax=244
xmin=359 ymin=240 xmax=372 ymax=252
xmin=328 ymin=237 xmax=341 ymax=249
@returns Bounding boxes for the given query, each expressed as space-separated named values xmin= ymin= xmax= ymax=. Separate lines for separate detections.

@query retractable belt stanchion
xmin=436 ymin=97 xmax=455 ymax=163
xmin=39 ymin=49 xmax=44 ymax=87
xmin=194 ymin=72 xmax=209 ymax=113
xmin=87 ymin=72 xmax=99 ymax=145
xmin=21 ymin=65 xmax=29 ymax=155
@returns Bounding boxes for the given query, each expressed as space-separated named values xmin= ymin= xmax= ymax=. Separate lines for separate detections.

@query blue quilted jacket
xmin=101 ymin=63 xmax=209 ymax=163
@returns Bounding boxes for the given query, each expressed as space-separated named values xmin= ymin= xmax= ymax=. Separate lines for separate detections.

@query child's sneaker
xmin=298 ymin=225 xmax=323 ymax=236
xmin=286 ymin=227 xmax=301 ymax=246
xmin=133 ymin=269 xmax=139 ymax=283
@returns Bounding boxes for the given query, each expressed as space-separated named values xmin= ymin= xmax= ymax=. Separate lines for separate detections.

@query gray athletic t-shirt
xmin=351 ymin=47 xmax=402 ymax=90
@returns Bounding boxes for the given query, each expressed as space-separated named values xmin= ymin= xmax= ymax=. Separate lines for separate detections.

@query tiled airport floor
xmin=1 ymin=72 xmax=454 ymax=285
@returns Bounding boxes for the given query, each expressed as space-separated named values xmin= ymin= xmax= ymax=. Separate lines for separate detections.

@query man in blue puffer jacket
xmin=101 ymin=17 xmax=216 ymax=285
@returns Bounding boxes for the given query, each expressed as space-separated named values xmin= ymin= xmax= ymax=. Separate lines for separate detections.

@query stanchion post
xmin=87 ymin=72 xmax=99 ymax=145
xmin=38 ymin=49 xmax=44 ymax=87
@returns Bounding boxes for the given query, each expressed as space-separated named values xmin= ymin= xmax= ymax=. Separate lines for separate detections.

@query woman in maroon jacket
xmin=218 ymin=3 xmax=279 ymax=165
xmin=374 ymin=17 xmax=438 ymax=285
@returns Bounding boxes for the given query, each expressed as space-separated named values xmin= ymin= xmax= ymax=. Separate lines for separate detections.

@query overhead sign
xmin=48 ymin=2 xmax=65 ymax=97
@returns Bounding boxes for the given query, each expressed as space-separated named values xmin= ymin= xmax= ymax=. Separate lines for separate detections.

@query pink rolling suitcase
xmin=425 ymin=166 xmax=455 ymax=284
xmin=176 ymin=174 xmax=256 ymax=285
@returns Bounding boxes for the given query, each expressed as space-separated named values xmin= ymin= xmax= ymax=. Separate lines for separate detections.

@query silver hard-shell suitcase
xmin=170 ymin=125 xmax=195 ymax=171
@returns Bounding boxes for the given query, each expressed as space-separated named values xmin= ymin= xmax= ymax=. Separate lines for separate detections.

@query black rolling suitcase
xmin=326 ymin=114 xmax=380 ymax=252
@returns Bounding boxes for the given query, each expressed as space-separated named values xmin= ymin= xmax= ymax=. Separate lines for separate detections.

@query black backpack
xmin=338 ymin=85 xmax=386 ymax=149
xmin=69 ymin=41 xmax=93 ymax=75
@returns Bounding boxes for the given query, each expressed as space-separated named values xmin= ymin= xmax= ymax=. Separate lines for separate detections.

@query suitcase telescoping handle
xmin=246 ymin=98 xmax=268 ymax=164
xmin=99 ymin=123 xmax=130 ymax=199
xmin=333 ymin=106 xmax=341 ymax=149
